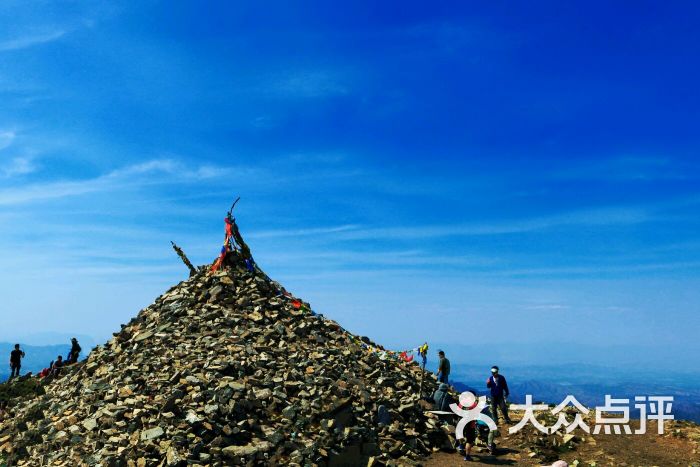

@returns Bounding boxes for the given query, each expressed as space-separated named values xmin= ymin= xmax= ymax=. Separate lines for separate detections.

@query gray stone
xmin=140 ymin=426 xmax=164 ymax=441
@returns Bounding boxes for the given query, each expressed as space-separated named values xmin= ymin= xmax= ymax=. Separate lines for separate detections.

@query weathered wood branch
xmin=171 ymin=241 xmax=197 ymax=277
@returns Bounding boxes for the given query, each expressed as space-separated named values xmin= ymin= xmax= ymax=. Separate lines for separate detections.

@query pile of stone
xmin=0 ymin=236 xmax=445 ymax=466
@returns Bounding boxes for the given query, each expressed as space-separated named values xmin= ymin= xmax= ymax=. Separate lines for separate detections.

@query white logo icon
xmin=449 ymin=391 xmax=497 ymax=440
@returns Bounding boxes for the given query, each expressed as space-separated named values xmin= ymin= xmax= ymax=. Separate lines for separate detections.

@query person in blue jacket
xmin=486 ymin=365 xmax=512 ymax=424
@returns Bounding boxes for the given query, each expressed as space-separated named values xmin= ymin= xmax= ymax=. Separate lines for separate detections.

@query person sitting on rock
xmin=67 ymin=338 xmax=82 ymax=364
xmin=432 ymin=383 xmax=454 ymax=412
xmin=38 ymin=366 xmax=51 ymax=378
xmin=9 ymin=344 xmax=25 ymax=380
xmin=51 ymin=355 xmax=64 ymax=376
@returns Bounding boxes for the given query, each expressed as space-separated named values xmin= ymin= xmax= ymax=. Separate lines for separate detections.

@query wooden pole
xmin=171 ymin=241 xmax=197 ymax=277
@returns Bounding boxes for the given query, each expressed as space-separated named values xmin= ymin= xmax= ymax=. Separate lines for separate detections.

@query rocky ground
xmin=425 ymin=413 xmax=700 ymax=466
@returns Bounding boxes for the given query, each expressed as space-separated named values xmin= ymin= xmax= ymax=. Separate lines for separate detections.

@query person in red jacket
xmin=486 ymin=365 xmax=512 ymax=424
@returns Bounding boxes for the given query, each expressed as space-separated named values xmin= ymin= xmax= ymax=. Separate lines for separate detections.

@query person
xmin=51 ymin=355 xmax=64 ymax=376
xmin=486 ymin=365 xmax=512 ymax=424
xmin=418 ymin=342 xmax=429 ymax=368
xmin=455 ymin=396 xmax=481 ymax=461
xmin=38 ymin=365 xmax=51 ymax=378
xmin=67 ymin=338 xmax=82 ymax=364
xmin=430 ymin=384 xmax=474 ymax=459
xmin=9 ymin=344 xmax=25 ymax=379
xmin=476 ymin=404 xmax=499 ymax=455
xmin=431 ymin=383 xmax=454 ymax=412
xmin=436 ymin=350 xmax=450 ymax=384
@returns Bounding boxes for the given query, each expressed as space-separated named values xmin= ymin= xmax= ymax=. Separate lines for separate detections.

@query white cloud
xmin=249 ymin=224 xmax=360 ymax=239
xmin=105 ymin=159 xmax=179 ymax=178
xmin=0 ymin=158 xmax=235 ymax=206
xmin=0 ymin=130 xmax=15 ymax=150
xmin=270 ymin=71 xmax=349 ymax=98
xmin=295 ymin=206 xmax=653 ymax=240
xmin=0 ymin=30 xmax=66 ymax=51
xmin=550 ymin=156 xmax=693 ymax=182
xmin=0 ymin=156 xmax=36 ymax=178
xmin=524 ymin=304 xmax=571 ymax=311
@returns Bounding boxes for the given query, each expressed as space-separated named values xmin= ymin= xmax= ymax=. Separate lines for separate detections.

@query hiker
xmin=418 ymin=342 xmax=429 ymax=368
xmin=431 ymin=384 xmax=475 ymax=459
xmin=9 ymin=344 xmax=25 ymax=379
xmin=436 ymin=350 xmax=450 ymax=384
xmin=486 ymin=365 xmax=512 ymax=424
xmin=67 ymin=337 xmax=82 ymax=364
xmin=432 ymin=383 xmax=454 ymax=412
xmin=51 ymin=355 xmax=64 ymax=376
xmin=476 ymin=404 xmax=498 ymax=455
xmin=455 ymin=397 xmax=479 ymax=461
xmin=38 ymin=366 xmax=51 ymax=378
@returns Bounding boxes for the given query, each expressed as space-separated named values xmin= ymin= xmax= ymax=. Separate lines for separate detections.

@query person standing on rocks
xmin=486 ymin=365 xmax=512 ymax=424
xmin=67 ymin=337 xmax=82 ymax=364
xmin=436 ymin=350 xmax=450 ymax=384
xmin=9 ymin=344 xmax=25 ymax=379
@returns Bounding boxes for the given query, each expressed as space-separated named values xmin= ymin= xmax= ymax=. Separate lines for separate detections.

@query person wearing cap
xmin=436 ymin=350 xmax=450 ymax=384
xmin=486 ymin=365 xmax=512 ymax=424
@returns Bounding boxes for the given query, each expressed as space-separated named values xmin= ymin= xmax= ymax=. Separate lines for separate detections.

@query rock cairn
xmin=0 ymin=229 xmax=443 ymax=466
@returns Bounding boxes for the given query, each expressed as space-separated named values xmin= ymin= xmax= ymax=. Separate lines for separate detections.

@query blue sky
xmin=0 ymin=1 xmax=699 ymax=370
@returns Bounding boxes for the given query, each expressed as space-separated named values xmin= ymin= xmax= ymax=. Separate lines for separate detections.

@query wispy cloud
xmin=0 ymin=158 xmax=237 ymax=206
xmin=271 ymin=259 xmax=700 ymax=283
xmin=0 ymin=156 xmax=36 ymax=178
xmin=268 ymin=70 xmax=349 ymax=98
xmin=484 ymin=261 xmax=700 ymax=277
xmin=249 ymin=224 xmax=360 ymax=239
xmin=550 ymin=156 xmax=694 ymax=182
xmin=523 ymin=304 xmax=571 ymax=311
xmin=0 ymin=130 xmax=15 ymax=150
xmin=250 ymin=205 xmax=652 ymax=241
xmin=256 ymin=247 xmax=497 ymax=269
xmin=0 ymin=30 xmax=66 ymax=51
